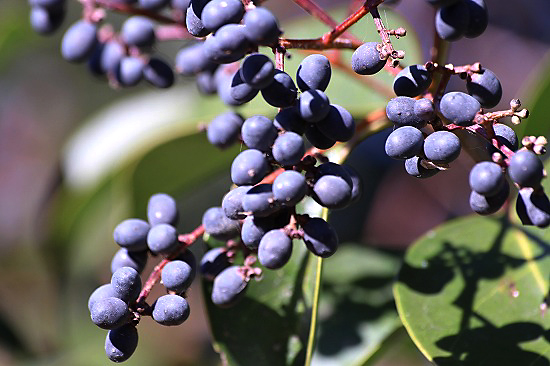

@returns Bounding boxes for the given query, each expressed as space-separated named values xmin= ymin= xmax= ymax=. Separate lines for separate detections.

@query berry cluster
xmin=346 ymin=0 xmax=548 ymax=227
xmin=88 ymin=194 xmax=196 ymax=362
xmin=387 ymin=63 xmax=547 ymax=226
xmin=192 ymin=51 xmax=367 ymax=307
xmin=200 ymin=157 xmax=362 ymax=306
xmin=28 ymin=0 xmax=550 ymax=363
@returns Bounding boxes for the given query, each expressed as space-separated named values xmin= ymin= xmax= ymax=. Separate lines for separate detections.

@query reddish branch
xmin=279 ymin=37 xmax=362 ymax=50
xmin=88 ymin=0 xmax=180 ymax=24
xmin=371 ymin=7 xmax=405 ymax=71
xmin=136 ymin=225 xmax=205 ymax=304
xmin=321 ymin=0 xmax=384 ymax=45
xmin=155 ymin=24 xmax=192 ymax=41
xmin=291 ymin=0 xmax=360 ymax=42
xmin=275 ymin=46 xmax=286 ymax=70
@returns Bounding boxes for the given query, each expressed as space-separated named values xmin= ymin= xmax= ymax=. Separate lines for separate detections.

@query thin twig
xmin=320 ymin=0 xmax=384 ymax=45
xmin=88 ymin=0 xmax=180 ymax=24
xmin=371 ymin=7 xmax=405 ymax=65
xmin=291 ymin=0 xmax=360 ymax=42
xmin=279 ymin=37 xmax=362 ymax=50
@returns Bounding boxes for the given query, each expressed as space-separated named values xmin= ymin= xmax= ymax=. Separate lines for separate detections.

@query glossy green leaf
xmin=516 ymin=56 xmax=550 ymax=139
xmin=394 ymin=215 xmax=550 ymax=366
xmin=312 ymin=245 xmax=402 ymax=366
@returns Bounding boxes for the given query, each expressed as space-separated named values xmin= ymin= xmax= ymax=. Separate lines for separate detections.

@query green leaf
xmin=516 ymin=56 xmax=550 ymax=139
xmin=312 ymin=245 xmax=402 ymax=366
xmin=394 ymin=214 xmax=550 ymax=365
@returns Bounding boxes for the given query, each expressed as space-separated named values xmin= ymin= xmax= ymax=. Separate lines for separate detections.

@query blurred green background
xmin=0 ymin=0 xmax=549 ymax=365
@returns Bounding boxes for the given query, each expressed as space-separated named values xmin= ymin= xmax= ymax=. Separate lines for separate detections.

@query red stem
xmin=291 ymin=0 xmax=360 ymax=42
xmin=321 ymin=0 xmax=384 ymax=45
xmin=279 ymin=37 xmax=362 ymax=50
xmin=155 ymin=24 xmax=192 ymax=41
xmin=275 ymin=46 xmax=285 ymax=71
xmin=90 ymin=0 xmax=180 ymax=24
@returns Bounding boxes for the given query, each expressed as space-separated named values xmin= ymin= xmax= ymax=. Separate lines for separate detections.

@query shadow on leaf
xmin=433 ymin=320 xmax=548 ymax=366
xmin=397 ymin=217 xmax=550 ymax=366
xmin=316 ymin=274 xmax=396 ymax=356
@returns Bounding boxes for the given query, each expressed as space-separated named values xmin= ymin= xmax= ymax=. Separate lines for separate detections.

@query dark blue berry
xmin=404 ymin=156 xmax=440 ymax=178
xmin=313 ymin=175 xmax=352 ymax=209
xmin=516 ymin=188 xmax=550 ymax=228
xmin=464 ymin=0 xmax=488 ymax=38
xmin=466 ymin=68 xmax=502 ymax=108
xmin=423 ymin=131 xmax=461 ymax=163
xmin=242 ymin=184 xmax=279 ymax=217
xmin=222 ymin=185 xmax=251 ymax=220
xmin=414 ymin=98 xmax=435 ymax=122
xmin=61 ymin=20 xmax=98 ymax=62
xmin=230 ymin=149 xmax=270 ymax=186
xmin=111 ymin=266 xmax=142 ymax=304
xmin=113 ymin=219 xmax=150 ymax=252
xmin=175 ymin=43 xmax=216 ymax=76
xmin=88 ymin=284 xmax=117 ymax=312
xmin=393 ymin=65 xmax=432 ymax=97
xmin=240 ymin=53 xmax=275 ymax=89
xmin=469 ymin=161 xmax=504 ymax=196
xmin=302 ymin=218 xmax=338 ymax=258
xmin=272 ymin=132 xmax=305 ymax=166
xmin=148 ymin=193 xmax=178 ymax=226
xmin=386 ymin=96 xmax=426 ymax=128
xmin=296 ymin=54 xmax=331 ymax=92
xmin=203 ymin=24 xmax=249 ymax=64
xmin=105 ymin=324 xmax=138 ymax=363
xmin=147 ymin=224 xmax=179 ymax=254
xmin=274 ymin=108 xmax=307 ymax=134
xmin=90 ymin=297 xmax=131 ymax=329
xmin=440 ymin=91 xmax=480 ymax=126
xmin=261 ymin=70 xmax=297 ymax=108
xmin=143 ymin=57 xmax=174 ymax=88
xmin=202 ymin=207 xmax=240 ymax=240
xmin=242 ymin=7 xmax=282 ymax=46
xmin=207 ymin=111 xmax=244 ymax=149
xmin=305 ymin=124 xmax=336 ymax=149
xmin=273 ymin=170 xmax=307 ymax=206
xmin=121 ymin=16 xmax=155 ymax=48
xmin=508 ymin=150 xmax=544 ymax=188
xmin=116 ymin=56 xmax=144 ymax=87
xmin=200 ymin=247 xmax=230 ymax=281
xmin=469 ymin=182 xmax=509 ymax=215
xmin=258 ymin=229 xmax=293 ymax=269
xmin=493 ymin=123 xmax=518 ymax=151
xmin=152 ymin=294 xmax=190 ymax=326
xmin=229 ymin=71 xmax=259 ymax=104
xmin=385 ymin=126 xmax=424 ymax=160
xmin=211 ymin=266 xmax=248 ymax=307
xmin=161 ymin=260 xmax=194 ymax=292
xmin=316 ymin=104 xmax=355 ymax=142
xmin=241 ymin=115 xmax=278 ymax=152
xmin=202 ymin=0 xmax=244 ymax=32
xmin=186 ymin=0 xmax=210 ymax=37
xmin=297 ymin=89 xmax=331 ymax=123
xmin=351 ymin=42 xmax=386 ymax=75
xmin=435 ymin=1 xmax=470 ymax=41
xmin=30 ymin=5 xmax=65 ymax=35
